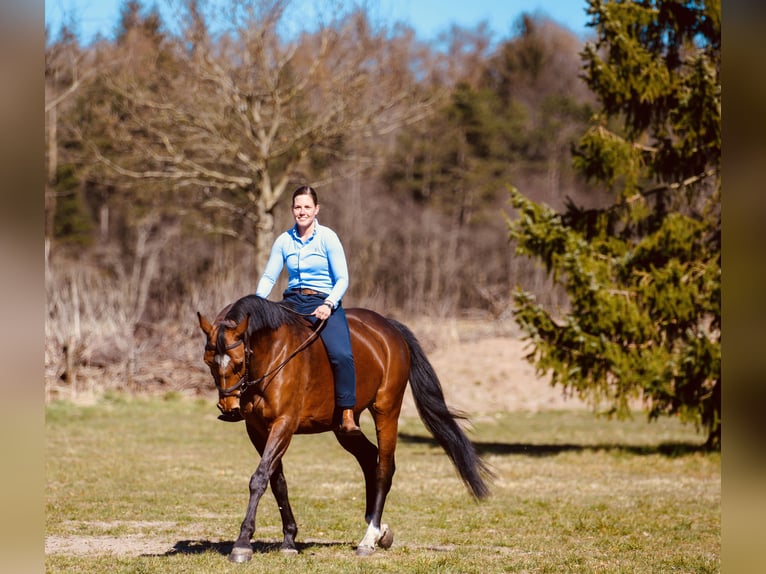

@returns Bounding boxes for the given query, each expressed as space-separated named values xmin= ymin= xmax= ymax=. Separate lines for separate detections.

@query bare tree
xmin=83 ymin=0 xmax=437 ymax=270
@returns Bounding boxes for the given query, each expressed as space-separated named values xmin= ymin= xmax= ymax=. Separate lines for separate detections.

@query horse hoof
xmin=280 ymin=547 xmax=299 ymax=555
xmin=378 ymin=525 xmax=394 ymax=549
xmin=355 ymin=544 xmax=375 ymax=557
xmin=228 ymin=547 xmax=253 ymax=563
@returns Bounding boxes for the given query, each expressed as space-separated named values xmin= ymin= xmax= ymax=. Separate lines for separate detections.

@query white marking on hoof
xmin=358 ymin=523 xmax=381 ymax=549
xmin=228 ymin=546 xmax=253 ymax=563
xmin=356 ymin=522 xmax=390 ymax=556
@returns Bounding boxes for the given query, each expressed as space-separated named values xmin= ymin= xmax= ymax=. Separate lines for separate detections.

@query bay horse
xmin=197 ymin=294 xmax=491 ymax=562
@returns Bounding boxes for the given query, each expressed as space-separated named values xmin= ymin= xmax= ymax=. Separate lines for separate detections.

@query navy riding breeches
xmin=281 ymin=290 xmax=357 ymax=409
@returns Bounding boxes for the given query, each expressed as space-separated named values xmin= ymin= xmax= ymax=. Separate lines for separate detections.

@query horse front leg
xmin=269 ymin=462 xmax=298 ymax=554
xmin=229 ymin=421 xmax=296 ymax=563
xmin=246 ymin=424 xmax=298 ymax=555
xmin=228 ymin=462 xmax=269 ymax=562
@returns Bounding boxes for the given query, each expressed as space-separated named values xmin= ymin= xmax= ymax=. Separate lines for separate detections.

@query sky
xmin=45 ymin=0 xmax=593 ymax=46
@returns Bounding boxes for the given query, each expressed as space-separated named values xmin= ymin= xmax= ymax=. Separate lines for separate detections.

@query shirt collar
xmin=289 ymin=220 xmax=320 ymax=243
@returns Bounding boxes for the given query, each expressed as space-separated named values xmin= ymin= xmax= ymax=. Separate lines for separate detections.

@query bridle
xmin=207 ymin=313 xmax=326 ymax=398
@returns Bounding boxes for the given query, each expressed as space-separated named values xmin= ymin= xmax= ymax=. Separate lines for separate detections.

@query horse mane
xmin=216 ymin=295 xmax=305 ymax=352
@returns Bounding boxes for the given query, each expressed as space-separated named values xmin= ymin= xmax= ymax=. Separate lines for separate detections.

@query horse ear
xmin=233 ymin=315 xmax=249 ymax=339
xmin=198 ymin=312 xmax=213 ymax=337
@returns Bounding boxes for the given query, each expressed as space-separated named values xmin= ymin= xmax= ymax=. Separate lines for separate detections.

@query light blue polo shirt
xmin=255 ymin=221 xmax=349 ymax=307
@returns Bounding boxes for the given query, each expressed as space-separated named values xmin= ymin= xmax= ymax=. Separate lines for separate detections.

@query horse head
xmin=198 ymin=311 xmax=250 ymax=420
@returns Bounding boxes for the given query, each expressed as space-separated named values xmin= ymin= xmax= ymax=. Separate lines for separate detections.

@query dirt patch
xmin=399 ymin=332 xmax=587 ymax=418
xmin=45 ymin=534 xmax=178 ymax=557
xmin=46 ymin=521 xmax=191 ymax=557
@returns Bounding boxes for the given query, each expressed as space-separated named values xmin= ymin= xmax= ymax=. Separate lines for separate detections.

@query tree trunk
xmin=45 ymin=107 xmax=58 ymax=240
xmin=254 ymin=201 xmax=275 ymax=275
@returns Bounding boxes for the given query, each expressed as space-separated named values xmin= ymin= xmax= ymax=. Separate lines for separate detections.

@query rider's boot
xmin=338 ymin=408 xmax=361 ymax=434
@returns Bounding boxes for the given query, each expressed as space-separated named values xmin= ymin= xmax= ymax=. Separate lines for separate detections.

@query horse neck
xmin=249 ymin=321 xmax=311 ymax=368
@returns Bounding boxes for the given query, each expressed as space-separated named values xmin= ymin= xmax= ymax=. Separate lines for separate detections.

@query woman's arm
xmin=324 ymin=230 xmax=349 ymax=307
xmin=255 ymin=234 xmax=287 ymax=298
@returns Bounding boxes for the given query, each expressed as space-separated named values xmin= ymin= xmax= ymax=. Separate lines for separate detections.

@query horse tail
xmin=388 ymin=318 xmax=492 ymax=499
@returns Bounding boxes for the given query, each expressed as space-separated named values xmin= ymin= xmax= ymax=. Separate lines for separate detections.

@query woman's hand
xmin=313 ymin=302 xmax=332 ymax=320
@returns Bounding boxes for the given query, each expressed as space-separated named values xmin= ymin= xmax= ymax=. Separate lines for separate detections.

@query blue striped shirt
xmin=255 ymin=221 xmax=349 ymax=307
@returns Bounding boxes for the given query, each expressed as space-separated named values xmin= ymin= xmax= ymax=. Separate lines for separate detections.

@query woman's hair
xmin=292 ymin=185 xmax=319 ymax=206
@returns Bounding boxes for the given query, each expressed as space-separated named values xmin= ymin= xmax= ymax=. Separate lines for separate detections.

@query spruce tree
xmin=507 ymin=0 xmax=721 ymax=448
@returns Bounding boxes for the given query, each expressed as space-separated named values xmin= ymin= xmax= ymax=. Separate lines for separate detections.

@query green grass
xmin=46 ymin=394 xmax=720 ymax=573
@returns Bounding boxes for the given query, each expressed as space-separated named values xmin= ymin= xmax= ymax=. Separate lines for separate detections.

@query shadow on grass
xmin=149 ymin=538 xmax=350 ymax=557
xmin=397 ymin=433 xmax=708 ymax=457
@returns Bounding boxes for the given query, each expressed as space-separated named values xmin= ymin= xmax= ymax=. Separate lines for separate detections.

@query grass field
xmin=46 ymin=392 xmax=720 ymax=573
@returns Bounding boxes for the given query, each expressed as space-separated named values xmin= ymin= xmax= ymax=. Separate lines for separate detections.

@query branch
xmin=89 ymin=143 xmax=252 ymax=190
xmin=642 ymin=168 xmax=718 ymax=197
xmin=45 ymin=68 xmax=96 ymax=113
xmin=565 ymin=167 xmax=718 ymax=215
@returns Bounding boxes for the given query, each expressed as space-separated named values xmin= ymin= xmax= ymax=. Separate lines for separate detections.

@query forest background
xmin=46 ymin=0 xmax=599 ymax=384
xmin=45 ymin=0 xmax=720 ymax=446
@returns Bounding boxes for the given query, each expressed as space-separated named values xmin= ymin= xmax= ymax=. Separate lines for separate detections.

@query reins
xmin=214 ymin=307 xmax=326 ymax=398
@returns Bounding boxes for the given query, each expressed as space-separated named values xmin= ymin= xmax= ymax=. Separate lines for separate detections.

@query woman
xmin=254 ymin=185 xmax=360 ymax=434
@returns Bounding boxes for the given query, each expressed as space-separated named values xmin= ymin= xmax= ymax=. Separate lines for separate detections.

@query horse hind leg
xmin=334 ymin=427 xmax=395 ymax=555
xmin=357 ymin=472 xmax=395 ymax=552
xmin=334 ymin=431 xmax=379 ymax=524
xmin=356 ymin=522 xmax=394 ymax=556
xmin=344 ymin=415 xmax=399 ymax=556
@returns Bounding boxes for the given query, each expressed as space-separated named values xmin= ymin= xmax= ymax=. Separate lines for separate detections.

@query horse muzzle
xmin=217 ymin=395 xmax=244 ymax=422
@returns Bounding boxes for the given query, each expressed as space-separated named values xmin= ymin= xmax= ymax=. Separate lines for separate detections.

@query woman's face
xmin=292 ymin=194 xmax=319 ymax=228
